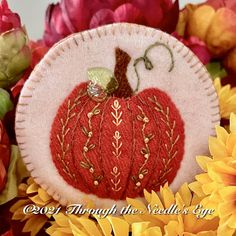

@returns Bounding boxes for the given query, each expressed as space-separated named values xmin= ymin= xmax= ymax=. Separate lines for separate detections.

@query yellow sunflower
xmin=189 ymin=113 xmax=236 ymax=236
xmin=124 ymin=183 xmax=219 ymax=236
xmin=214 ymin=78 xmax=236 ymax=119
xmin=46 ymin=183 xmax=219 ymax=236
xmin=10 ymin=177 xmax=60 ymax=236
xmin=46 ymin=212 xmax=130 ymax=236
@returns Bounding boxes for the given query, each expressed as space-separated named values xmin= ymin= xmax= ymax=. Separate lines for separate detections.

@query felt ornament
xmin=15 ymin=23 xmax=220 ymax=208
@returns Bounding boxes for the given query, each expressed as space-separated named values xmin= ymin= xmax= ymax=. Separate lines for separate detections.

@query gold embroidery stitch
xmin=132 ymin=106 xmax=154 ymax=187
xmin=149 ymin=96 xmax=180 ymax=186
xmin=111 ymin=100 xmax=123 ymax=126
xmin=111 ymin=166 xmax=121 ymax=192
xmin=80 ymin=103 xmax=103 ymax=186
xmin=111 ymin=99 xmax=123 ymax=191
xmin=111 ymin=99 xmax=123 ymax=159
xmin=57 ymin=90 xmax=86 ymax=181
xmin=112 ymin=131 xmax=122 ymax=158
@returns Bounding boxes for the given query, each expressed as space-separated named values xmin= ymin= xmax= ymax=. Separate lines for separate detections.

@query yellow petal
xmin=46 ymin=224 xmax=60 ymax=235
xmin=219 ymin=201 xmax=235 ymax=219
xmin=143 ymin=226 xmax=162 ymax=236
xmin=191 ymin=193 xmax=204 ymax=206
xmin=26 ymin=183 xmax=39 ymax=194
xmin=214 ymin=78 xmax=221 ymax=92
xmin=94 ymin=216 xmax=112 ymax=236
xmin=209 ymin=137 xmax=228 ymax=159
xmin=195 ymin=173 xmax=212 ymax=184
xmin=132 ymin=222 xmax=150 ymax=236
xmin=215 ymin=126 xmax=229 ymax=144
xmin=69 ymin=220 xmax=88 ymax=236
xmin=107 ymin=216 xmax=129 ymax=236
xmin=12 ymin=206 xmax=28 ymax=221
xmin=29 ymin=194 xmax=49 ymax=206
xmin=187 ymin=5 xmax=215 ymax=41
xmin=208 ymin=162 xmax=236 ymax=185
xmin=126 ymin=198 xmax=147 ymax=213
xmin=38 ymin=188 xmax=52 ymax=202
xmin=160 ymin=185 xmax=175 ymax=208
xmin=143 ymin=189 xmax=151 ymax=203
xmin=10 ymin=199 xmax=31 ymax=213
xmin=22 ymin=215 xmax=47 ymax=236
xmin=77 ymin=218 xmax=102 ymax=236
xmin=178 ymin=183 xmax=192 ymax=206
xmin=164 ymin=221 xmax=179 ymax=236
xmin=149 ymin=191 xmax=164 ymax=209
xmin=18 ymin=183 xmax=28 ymax=196
xmin=123 ymin=214 xmax=144 ymax=225
xmin=218 ymin=216 xmax=236 ymax=236
xmin=53 ymin=213 xmax=70 ymax=227
xmin=202 ymin=182 xmax=219 ymax=195
xmin=226 ymin=134 xmax=236 ymax=155
xmin=185 ymin=231 xmax=217 ymax=236
xmin=196 ymin=156 xmax=213 ymax=172
xmin=219 ymin=186 xmax=236 ymax=200
xmin=188 ymin=182 xmax=205 ymax=197
xmin=219 ymin=85 xmax=231 ymax=101
xmin=227 ymin=214 xmax=236 ymax=228
xmin=175 ymin=193 xmax=185 ymax=209
xmin=230 ymin=113 xmax=236 ymax=134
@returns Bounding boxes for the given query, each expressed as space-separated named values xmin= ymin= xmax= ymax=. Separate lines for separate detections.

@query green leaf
xmin=0 ymin=145 xmax=29 ymax=205
xmin=206 ymin=62 xmax=227 ymax=80
xmin=87 ymin=67 xmax=118 ymax=94
xmin=0 ymin=88 xmax=13 ymax=119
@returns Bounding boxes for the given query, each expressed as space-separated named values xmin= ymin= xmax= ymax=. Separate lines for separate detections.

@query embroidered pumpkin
xmin=50 ymin=47 xmax=185 ymax=200
xmin=15 ymin=24 xmax=220 ymax=207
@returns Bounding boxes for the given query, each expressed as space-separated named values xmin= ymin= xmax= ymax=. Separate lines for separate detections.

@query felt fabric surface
xmin=50 ymin=82 xmax=184 ymax=200
xmin=15 ymin=23 xmax=220 ymax=208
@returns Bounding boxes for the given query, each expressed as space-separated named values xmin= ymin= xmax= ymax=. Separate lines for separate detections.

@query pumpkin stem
xmin=112 ymin=48 xmax=133 ymax=98
xmin=133 ymin=42 xmax=174 ymax=93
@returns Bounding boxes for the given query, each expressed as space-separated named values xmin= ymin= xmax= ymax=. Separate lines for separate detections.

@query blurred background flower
xmin=0 ymin=121 xmax=10 ymax=193
xmin=186 ymin=1 xmax=236 ymax=57
xmin=43 ymin=0 xmax=179 ymax=46
xmin=173 ymin=33 xmax=212 ymax=64
xmin=176 ymin=0 xmax=236 ymax=87
xmin=0 ymin=0 xmax=31 ymax=89
xmin=0 ymin=0 xmax=20 ymax=33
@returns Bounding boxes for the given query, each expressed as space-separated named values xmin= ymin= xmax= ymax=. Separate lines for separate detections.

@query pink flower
xmin=173 ymin=33 xmax=212 ymax=64
xmin=43 ymin=0 xmax=179 ymax=46
xmin=0 ymin=0 xmax=21 ymax=33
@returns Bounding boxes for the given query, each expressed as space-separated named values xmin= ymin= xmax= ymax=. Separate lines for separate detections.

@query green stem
xmin=133 ymin=42 xmax=174 ymax=93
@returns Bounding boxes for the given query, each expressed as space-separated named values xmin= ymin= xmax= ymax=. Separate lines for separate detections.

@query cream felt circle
xmin=15 ymin=23 xmax=220 ymax=208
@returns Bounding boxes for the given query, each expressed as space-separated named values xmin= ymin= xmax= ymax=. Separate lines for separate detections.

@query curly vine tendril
xmin=133 ymin=42 xmax=174 ymax=93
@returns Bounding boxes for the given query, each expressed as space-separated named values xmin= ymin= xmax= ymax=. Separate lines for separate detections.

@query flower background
xmin=7 ymin=0 xmax=204 ymax=39
xmin=1 ymin=0 xmax=236 ymax=235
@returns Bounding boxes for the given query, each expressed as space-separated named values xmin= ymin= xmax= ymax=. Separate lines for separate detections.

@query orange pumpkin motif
xmin=50 ymin=46 xmax=185 ymax=200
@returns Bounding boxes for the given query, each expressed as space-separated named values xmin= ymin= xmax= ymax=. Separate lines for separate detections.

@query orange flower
xmin=224 ymin=47 xmax=236 ymax=74
xmin=187 ymin=4 xmax=236 ymax=57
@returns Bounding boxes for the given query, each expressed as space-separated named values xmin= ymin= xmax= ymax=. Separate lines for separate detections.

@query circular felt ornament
xmin=15 ymin=24 xmax=220 ymax=208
